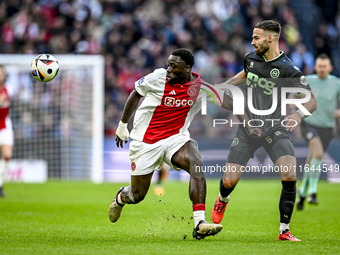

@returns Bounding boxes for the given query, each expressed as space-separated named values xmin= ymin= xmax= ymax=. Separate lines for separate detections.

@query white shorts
xmin=129 ymin=133 xmax=191 ymax=176
xmin=0 ymin=117 xmax=13 ymax=146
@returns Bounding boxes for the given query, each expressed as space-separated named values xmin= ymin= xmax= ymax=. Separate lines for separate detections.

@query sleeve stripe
xmin=199 ymin=88 xmax=219 ymax=105
xmin=197 ymin=82 xmax=223 ymax=105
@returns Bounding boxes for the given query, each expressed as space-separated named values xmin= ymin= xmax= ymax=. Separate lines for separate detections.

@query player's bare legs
xmin=0 ymin=144 xmax=12 ymax=197
xmin=124 ymin=173 xmax=154 ymax=203
xmin=171 ymin=140 xmax=223 ymax=239
xmin=153 ymin=162 xmax=170 ymax=196
xmin=298 ymin=137 xmax=323 ymax=209
xmin=109 ymin=140 xmax=222 ymax=239
xmin=171 ymin=140 xmax=206 ymax=205
xmin=212 ymin=163 xmax=243 ymax=224
xmin=277 ymin=155 xmax=296 ymax=181
xmin=109 ymin=172 xmax=153 ymax=222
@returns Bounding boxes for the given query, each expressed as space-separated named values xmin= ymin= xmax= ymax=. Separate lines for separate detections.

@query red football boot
xmin=212 ymin=196 xmax=228 ymax=224
xmin=278 ymin=230 xmax=301 ymax=241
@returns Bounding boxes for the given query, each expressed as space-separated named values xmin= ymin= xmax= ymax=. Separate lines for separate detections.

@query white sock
xmin=117 ymin=191 xmax=124 ymax=204
xmin=279 ymin=223 xmax=289 ymax=234
xmin=219 ymin=193 xmax=230 ymax=203
xmin=0 ymin=160 xmax=7 ymax=187
xmin=193 ymin=210 xmax=205 ymax=227
xmin=117 ymin=186 xmax=135 ymax=204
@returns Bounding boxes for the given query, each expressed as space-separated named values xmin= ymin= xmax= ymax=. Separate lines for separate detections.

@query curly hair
xmin=171 ymin=48 xmax=195 ymax=67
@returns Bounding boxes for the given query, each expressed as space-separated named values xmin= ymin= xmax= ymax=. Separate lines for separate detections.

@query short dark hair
xmin=255 ymin=20 xmax=281 ymax=35
xmin=171 ymin=48 xmax=195 ymax=67
xmin=316 ymin=53 xmax=331 ymax=62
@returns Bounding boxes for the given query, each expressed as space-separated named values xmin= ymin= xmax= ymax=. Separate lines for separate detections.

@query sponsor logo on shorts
xmin=231 ymin=137 xmax=239 ymax=147
xmin=131 ymin=162 xmax=136 ymax=171
xmin=306 ymin=131 xmax=314 ymax=140
xmin=275 ymin=131 xmax=282 ymax=136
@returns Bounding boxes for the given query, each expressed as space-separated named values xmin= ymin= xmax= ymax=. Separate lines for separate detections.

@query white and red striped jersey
xmin=130 ymin=68 xmax=224 ymax=144
xmin=0 ymin=86 xmax=10 ymax=130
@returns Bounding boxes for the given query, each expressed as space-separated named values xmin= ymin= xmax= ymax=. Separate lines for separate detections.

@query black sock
xmin=279 ymin=180 xmax=296 ymax=224
xmin=219 ymin=178 xmax=235 ymax=198
xmin=157 ymin=169 xmax=162 ymax=185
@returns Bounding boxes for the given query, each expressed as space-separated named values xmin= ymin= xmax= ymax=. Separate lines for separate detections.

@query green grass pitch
xmin=0 ymin=179 xmax=339 ymax=254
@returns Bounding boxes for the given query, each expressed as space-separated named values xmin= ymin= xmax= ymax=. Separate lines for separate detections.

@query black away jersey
xmin=243 ymin=51 xmax=312 ymax=135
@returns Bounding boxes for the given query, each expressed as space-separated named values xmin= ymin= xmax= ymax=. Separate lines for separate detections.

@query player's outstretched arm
xmin=115 ymin=89 xmax=143 ymax=148
xmin=221 ymin=90 xmax=262 ymax=137
xmin=220 ymin=70 xmax=247 ymax=86
xmin=285 ymin=92 xmax=317 ymax=131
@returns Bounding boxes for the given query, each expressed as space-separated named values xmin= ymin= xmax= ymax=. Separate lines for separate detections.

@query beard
xmin=255 ymin=41 xmax=269 ymax=55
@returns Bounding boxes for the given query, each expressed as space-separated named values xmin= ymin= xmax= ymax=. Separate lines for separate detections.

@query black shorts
xmin=300 ymin=120 xmax=333 ymax=151
xmin=227 ymin=126 xmax=295 ymax=166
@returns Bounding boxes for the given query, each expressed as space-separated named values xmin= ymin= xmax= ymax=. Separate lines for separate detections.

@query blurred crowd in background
xmin=0 ymin=0 xmax=339 ymax=139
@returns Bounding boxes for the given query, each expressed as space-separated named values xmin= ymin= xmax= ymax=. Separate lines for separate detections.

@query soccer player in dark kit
xmin=211 ymin=20 xmax=317 ymax=241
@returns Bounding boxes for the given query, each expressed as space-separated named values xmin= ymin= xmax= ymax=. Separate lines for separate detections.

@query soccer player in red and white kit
xmin=109 ymin=48 xmax=260 ymax=240
xmin=0 ymin=65 xmax=14 ymax=197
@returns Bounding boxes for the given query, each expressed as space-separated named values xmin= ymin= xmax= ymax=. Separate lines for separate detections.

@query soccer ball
xmin=31 ymin=54 xmax=59 ymax=82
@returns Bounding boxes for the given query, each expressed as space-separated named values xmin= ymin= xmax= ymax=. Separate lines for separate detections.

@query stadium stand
xmin=0 ymin=0 xmax=338 ymax=139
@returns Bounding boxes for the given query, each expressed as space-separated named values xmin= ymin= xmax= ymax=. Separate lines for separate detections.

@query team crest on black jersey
xmin=270 ymin=68 xmax=280 ymax=78
xmin=231 ymin=138 xmax=239 ymax=147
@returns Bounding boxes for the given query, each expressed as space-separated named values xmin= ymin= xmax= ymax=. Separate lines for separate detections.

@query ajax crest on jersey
xmin=31 ymin=54 xmax=59 ymax=82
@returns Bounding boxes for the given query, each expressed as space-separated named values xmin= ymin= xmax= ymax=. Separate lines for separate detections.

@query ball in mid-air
xmin=31 ymin=54 xmax=59 ymax=82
